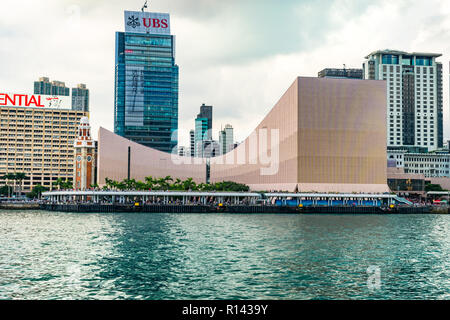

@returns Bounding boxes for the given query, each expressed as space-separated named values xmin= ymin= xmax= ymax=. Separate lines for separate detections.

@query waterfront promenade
xmin=35 ymin=190 xmax=436 ymax=214
xmin=42 ymin=191 xmax=401 ymax=206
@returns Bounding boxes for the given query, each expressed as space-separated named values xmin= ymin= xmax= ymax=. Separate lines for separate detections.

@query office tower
xmin=363 ymin=50 xmax=443 ymax=151
xmin=194 ymin=104 xmax=213 ymax=157
xmin=72 ymin=84 xmax=89 ymax=112
xmin=114 ymin=11 xmax=179 ymax=153
xmin=219 ymin=124 xmax=234 ymax=155
xmin=189 ymin=130 xmax=195 ymax=157
xmin=318 ymin=68 xmax=363 ymax=79
xmin=197 ymin=104 xmax=212 ymax=139
xmin=34 ymin=77 xmax=70 ymax=96
xmin=195 ymin=117 xmax=209 ymax=157
xmin=34 ymin=77 xmax=52 ymax=95
xmin=51 ymin=81 xmax=70 ymax=96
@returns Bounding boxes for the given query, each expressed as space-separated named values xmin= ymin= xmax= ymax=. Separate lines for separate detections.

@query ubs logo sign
xmin=127 ymin=15 xmax=140 ymax=28
xmin=125 ymin=11 xmax=170 ymax=34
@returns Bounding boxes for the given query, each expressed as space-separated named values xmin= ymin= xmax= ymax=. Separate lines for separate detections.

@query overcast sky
xmin=1 ymin=0 xmax=450 ymax=147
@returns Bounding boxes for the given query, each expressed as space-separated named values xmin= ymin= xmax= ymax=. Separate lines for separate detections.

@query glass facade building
xmin=114 ymin=16 xmax=179 ymax=153
xmin=194 ymin=104 xmax=213 ymax=158
xmin=34 ymin=77 xmax=70 ymax=96
xmin=195 ymin=117 xmax=209 ymax=157
xmin=72 ymin=84 xmax=89 ymax=112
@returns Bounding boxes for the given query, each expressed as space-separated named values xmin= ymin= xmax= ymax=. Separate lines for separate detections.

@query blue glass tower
xmin=114 ymin=11 xmax=179 ymax=153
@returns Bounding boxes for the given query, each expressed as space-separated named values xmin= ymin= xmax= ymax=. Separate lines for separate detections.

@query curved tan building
xmin=98 ymin=77 xmax=389 ymax=193
xmin=98 ymin=128 xmax=207 ymax=184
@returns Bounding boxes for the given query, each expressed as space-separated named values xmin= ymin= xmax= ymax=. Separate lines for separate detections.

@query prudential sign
xmin=124 ymin=11 xmax=170 ymax=35
xmin=0 ymin=93 xmax=71 ymax=109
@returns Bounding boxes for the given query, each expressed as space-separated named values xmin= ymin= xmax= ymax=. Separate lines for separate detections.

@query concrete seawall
xmin=38 ymin=204 xmax=435 ymax=214
xmin=0 ymin=203 xmax=41 ymax=210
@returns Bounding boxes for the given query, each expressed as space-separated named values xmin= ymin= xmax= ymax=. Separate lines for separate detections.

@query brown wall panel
xmin=297 ymin=77 xmax=387 ymax=186
xmin=97 ymin=128 xmax=207 ymax=185
xmin=97 ymin=77 xmax=389 ymax=193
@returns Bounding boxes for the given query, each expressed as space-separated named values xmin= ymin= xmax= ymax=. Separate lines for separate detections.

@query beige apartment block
xmin=0 ymin=106 xmax=88 ymax=193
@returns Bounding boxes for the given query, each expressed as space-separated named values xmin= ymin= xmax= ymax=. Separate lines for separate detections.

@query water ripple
xmin=0 ymin=211 xmax=448 ymax=300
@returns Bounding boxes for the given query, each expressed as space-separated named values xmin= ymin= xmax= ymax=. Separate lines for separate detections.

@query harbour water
xmin=0 ymin=210 xmax=448 ymax=300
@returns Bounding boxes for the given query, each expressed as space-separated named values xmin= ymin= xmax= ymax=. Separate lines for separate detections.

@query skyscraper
xmin=194 ymin=104 xmax=213 ymax=157
xmin=189 ymin=130 xmax=195 ymax=157
xmin=51 ymin=81 xmax=70 ymax=96
xmin=198 ymin=104 xmax=212 ymax=139
xmin=34 ymin=77 xmax=70 ymax=96
xmin=363 ymin=50 xmax=443 ymax=151
xmin=72 ymin=84 xmax=89 ymax=112
xmin=114 ymin=11 xmax=179 ymax=153
xmin=219 ymin=124 xmax=234 ymax=155
xmin=195 ymin=117 xmax=209 ymax=157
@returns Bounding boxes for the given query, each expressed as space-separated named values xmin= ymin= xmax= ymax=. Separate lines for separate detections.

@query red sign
xmin=142 ymin=18 xmax=169 ymax=29
xmin=0 ymin=93 xmax=70 ymax=109
xmin=0 ymin=93 xmax=45 ymax=107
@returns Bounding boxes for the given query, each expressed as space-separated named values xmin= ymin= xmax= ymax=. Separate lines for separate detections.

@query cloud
xmin=0 ymin=0 xmax=449 ymax=149
xmin=171 ymin=0 xmax=378 ymax=67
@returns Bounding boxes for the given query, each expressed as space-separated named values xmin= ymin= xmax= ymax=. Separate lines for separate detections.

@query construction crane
xmin=141 ymin=0 xmax=148 ymax=12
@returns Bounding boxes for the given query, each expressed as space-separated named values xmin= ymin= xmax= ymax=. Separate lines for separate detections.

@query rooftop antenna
xmin=141 ymin=0 xmax=148 ymax=12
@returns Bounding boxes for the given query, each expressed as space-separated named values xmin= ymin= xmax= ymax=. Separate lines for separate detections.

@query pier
xmin=34 ymin=191 xmax=436 ymax=214
xmin=42 ymin=191 xmax=403 ymax=207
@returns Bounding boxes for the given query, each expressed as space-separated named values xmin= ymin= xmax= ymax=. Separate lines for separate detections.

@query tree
xmin=101 ymin=176 xmax=250 ymax=193
xmin=14 ymin=172 xmax=28 ymax=196
xmin=116 ymin=181 xmax=127 ymax=191
xmin=163 ymin=176 xmax=174 ymax=190
xmin=197 ymin=183 xmax=210 ymax=192
xmin=2 ymin=173 xmax=18 ymax=198
xmin=0 ymin=185 xmax=13 ymax=197
xmin=156 ymin=176 xmax=173 ymax=191
xmin=145 ymin=176 xmax=155 ymax=190
xmin=53 ymin=178 xmax=73 ymax=190
xmin=124 ymin=179 xmax=137 ymax=190
xmin=27 ymin=185 xmax=48 ymax=199
xmin=183 ymin=178 xmax=197 ymax=191
xmin=62 ymin=180 xmax=73 ymax=190
xmin=105 ymin=178 xmax=118 ymax=190
xmin=135 ymin=181 xmax=147 ymax=191
xmin=171 ymin=178 xmax=183 ymax=191
xmin=425 ymin=184 xmax=446 ymax=192
xmin=53 ymin=178 xmax=65 ymax=190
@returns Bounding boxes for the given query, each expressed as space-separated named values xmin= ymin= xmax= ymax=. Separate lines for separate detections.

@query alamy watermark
xmin=66 ymin=264 xmax=82 ymax=289
xmin=171 ymin=128 xmax=280 ymax=176
xmin=367 ymin=266 xmax=381 ymax=292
